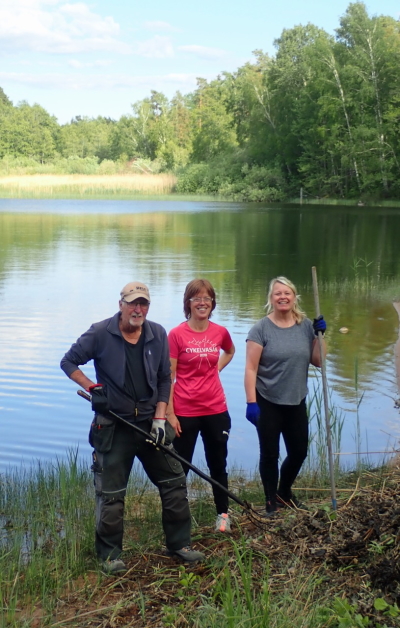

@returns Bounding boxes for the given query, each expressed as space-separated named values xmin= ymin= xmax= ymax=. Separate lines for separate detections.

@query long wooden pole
xmin=311 ymin=266 xmax=337 ymax=510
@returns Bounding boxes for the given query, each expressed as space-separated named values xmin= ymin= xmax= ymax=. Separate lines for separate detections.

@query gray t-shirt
xmin=246 ymin=317 xmax=315 ymax=405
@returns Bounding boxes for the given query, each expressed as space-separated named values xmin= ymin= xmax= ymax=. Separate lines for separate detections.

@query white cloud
xmin=68 ymin=59 xmax=112 ymax=68
xmin=178 ymin=45 xmax=228 ymax=60
xmin=0 ymin=0 xmax=131 ymax=54
xmin=134 ymin=36 xmax=174 ymax=59
xmin=144 ymin=20 xmax=179 ymax=33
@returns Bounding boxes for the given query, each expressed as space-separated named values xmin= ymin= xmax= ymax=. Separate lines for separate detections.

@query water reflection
xmin=1 ymin=199 xmax=400 ymax=472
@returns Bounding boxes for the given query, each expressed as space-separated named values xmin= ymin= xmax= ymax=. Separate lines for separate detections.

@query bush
xmin=60 ymin=155 xmax=99 ymax=174
xmin=175 ymin=163 xmax=211 ymax=193
xmin=0 ymin=154 xmax=103 ymax=175
xmin=176 ymin=159 xmax=285 ymax=201
xmin=97 ymin=159 xmax=118 ymax=175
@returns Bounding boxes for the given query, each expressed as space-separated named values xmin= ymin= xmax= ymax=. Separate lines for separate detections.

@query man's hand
xmin=246 ymin=402 xmax=260 ymax=427
xmin=313 ymin=315 xmax=327 ymax=336
xmin=151 ymin=418 xmax=166 ymax=445
xmin=88 ymin=384 xmax=109 ymax=414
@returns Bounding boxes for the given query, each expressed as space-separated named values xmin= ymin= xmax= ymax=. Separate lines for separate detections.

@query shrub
xmin=176 ymin=160 xmax=285 ymax=201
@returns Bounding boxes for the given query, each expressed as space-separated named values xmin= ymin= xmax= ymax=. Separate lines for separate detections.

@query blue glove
xmin=313 ymin=315 xmax=327 ymax=336
xmin=246 ymin=402 xmax=260 ymax=427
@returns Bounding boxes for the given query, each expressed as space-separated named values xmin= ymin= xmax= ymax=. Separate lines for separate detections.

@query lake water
xmin=1 ymin=198 xmax=400 ymax=474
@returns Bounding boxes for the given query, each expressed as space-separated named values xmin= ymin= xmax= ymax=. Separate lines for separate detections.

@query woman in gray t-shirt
xmin=244 ymin=276 xmax=326 ymax=516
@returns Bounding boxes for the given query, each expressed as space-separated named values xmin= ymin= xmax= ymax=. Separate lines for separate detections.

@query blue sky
xmin=1 ymin=0 xmax=399 ymax=124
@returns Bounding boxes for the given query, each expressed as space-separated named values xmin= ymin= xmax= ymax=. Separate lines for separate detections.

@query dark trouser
xmin=256 ymin=394 xmax=309 ymax=505
xmin=92 ymin=419 xmax=191 ymax=561
xmin=174 ymin=411 xmax=231 ymax=515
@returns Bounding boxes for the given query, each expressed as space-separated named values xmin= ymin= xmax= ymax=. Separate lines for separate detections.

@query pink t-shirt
xmin=168 ymin=321 xmax=233 ymax=416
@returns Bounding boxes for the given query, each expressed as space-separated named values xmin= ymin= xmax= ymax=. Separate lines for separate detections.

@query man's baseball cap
xmin=120 ymin=281 xmax=151 ymax=303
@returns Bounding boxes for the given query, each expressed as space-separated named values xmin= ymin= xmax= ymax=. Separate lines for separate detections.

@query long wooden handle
xmin=311 ymin=267 xmax=337 ymax=510
xmin=312 ymin=267 xmax=321 ymax=317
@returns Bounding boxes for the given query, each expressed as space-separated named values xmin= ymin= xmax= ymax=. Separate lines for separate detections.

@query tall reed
xmin=303 ymin=370 xmax=345 ymax=486
xmin=0 ymin=451 xmax=94 ymax=624
xmin=0 ymin=173 xmax=177 ymax=198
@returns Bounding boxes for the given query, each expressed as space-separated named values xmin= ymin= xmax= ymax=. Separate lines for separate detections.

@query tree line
xmin=1 ymin=2 xmax=399 ymax=200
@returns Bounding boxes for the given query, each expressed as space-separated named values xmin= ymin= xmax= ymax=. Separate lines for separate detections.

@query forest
xmin=1 ymin=2 xmax=400 ymax=201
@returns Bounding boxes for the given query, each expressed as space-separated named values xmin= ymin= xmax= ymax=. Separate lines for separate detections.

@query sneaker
xmin=216 ymin=513 xmax=231 ymax=533
xmin=264 ymin=500 xmax=277 ymax=518
xmin=290 ymin=495 xmax=307 ymax=510
xmin=167 ymin=546 xmax=205 ymax=563
xmin=277 ymin=492 xmax=307 ymax=510
xmin=276 ymin=493 xmax=290 ymax=509
xmin=101 ymin=558 xmax=127 ymax=574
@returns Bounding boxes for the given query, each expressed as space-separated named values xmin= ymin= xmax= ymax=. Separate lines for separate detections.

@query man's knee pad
xmin=159 ymin=483 xmax=190 ymax=522
xmin=96 ymin=496 xmax=124 ymax=537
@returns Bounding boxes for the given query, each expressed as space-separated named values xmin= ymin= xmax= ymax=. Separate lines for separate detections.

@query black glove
xmin=150 ymin=419 xmax=166 ymax=446
xmin=246 ymin=402 xmax=260 ymax=427
xmin=313 ymin=315 xmax=327 ymax=336
xmin=88 ymin=384 xmax=109 ymax=415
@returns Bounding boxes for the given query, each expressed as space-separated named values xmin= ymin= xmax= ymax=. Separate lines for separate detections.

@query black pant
xmin=174 ymin=412 xmax=231 ymax=515
xmin=92 ymin=418 xmax=191 ymax=561
xmin=256 ymin=394 xmax=309 ymax=505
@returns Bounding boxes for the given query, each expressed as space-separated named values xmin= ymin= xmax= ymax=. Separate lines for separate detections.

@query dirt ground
xmin=25 ymin=469 xmax=400 ymax=628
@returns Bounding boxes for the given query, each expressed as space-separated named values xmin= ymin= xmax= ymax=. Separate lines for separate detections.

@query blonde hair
xmin=265 ymin=276 xmax=306 ymax=323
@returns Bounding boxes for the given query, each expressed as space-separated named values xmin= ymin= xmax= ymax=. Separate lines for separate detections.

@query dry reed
xmin=0 ymin=173 xmax=177 ymax=197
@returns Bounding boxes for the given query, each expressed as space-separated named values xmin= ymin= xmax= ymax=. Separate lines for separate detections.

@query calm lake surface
xmin=1 ymin=198 xmax=400 ymax=474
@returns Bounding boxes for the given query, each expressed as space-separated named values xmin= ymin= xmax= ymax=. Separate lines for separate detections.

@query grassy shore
xmin=1 ymin=448 xmax=400 ymax=628
xmin=288 ymin=197 xmax=400 ymax=208
xmin=1 ymin=174 xmax=400 ymax=206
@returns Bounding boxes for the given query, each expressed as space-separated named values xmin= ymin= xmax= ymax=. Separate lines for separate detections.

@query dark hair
xmin=183 ymin=279 xmax=216 ymax=319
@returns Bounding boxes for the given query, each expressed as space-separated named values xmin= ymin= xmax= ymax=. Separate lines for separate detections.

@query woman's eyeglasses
xmin=189 ymin=297 xmax=213 ymax=304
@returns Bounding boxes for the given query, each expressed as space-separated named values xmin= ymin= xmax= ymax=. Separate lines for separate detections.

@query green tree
xmin=157 ymin=92 xmax=192 ymax=169
xmin=0 ymin=87 xmax=12 ymax=108
xmin=110 ymin=99 xmax=158 ymax=161
xmin=0 ymin=102 xmax=58 ymax=162
xmin=190 ymin=78 xmax=238 ymax=162
xmin=335 ymin=2 xmax=400 ymax=194
xmin=223 ymin=51 xmax=275 ymax=163
xmin=59 ymin=116 xmax=114 ymax=160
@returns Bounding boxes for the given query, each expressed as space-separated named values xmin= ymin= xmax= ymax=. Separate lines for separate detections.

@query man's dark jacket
xmin=60 ymin=313 xmax=171 ymax=421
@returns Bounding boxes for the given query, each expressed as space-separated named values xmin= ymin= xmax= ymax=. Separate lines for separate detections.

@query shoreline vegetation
xmin=1 ymin=173 xmax=400 ymax=206
xmin=2 ymin=372 xmax=400 ymax=626
xmin=1 ymin=376 xmax=399 ymax=626
xmin=1 ymin=451 xmax=400 ymax=628
xmin=1 ymin=3 xmax=400 ymax=204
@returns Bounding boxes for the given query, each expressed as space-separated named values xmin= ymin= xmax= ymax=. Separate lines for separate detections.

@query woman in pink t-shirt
xmin=167 ymin=279 xmax=235 ymax=533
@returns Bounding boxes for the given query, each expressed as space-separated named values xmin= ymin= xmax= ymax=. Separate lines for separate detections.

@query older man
xmin=61 ymin=281 xmax=204 ymax=573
